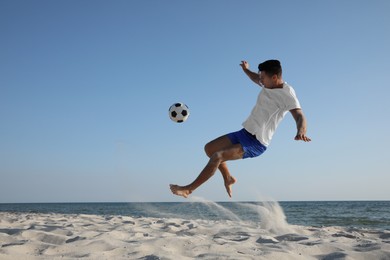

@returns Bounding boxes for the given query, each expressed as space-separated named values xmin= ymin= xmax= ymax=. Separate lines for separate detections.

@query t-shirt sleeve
xmin=285 ymin=88 xmax=301 ymax=111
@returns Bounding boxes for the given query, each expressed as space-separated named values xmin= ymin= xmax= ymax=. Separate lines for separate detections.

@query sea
xmin=1 ymin=201 xmax=389 ymax=230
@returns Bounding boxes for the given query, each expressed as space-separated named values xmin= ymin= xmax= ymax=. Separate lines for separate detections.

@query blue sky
xmin=1 ymin=0 xmax=389 ymax=203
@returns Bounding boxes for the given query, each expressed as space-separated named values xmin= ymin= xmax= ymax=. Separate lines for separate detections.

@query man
xmin=170 ymin=59 xmax=311 ymax=198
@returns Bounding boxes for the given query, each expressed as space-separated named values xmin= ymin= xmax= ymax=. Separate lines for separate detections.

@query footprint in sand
xmin=1 ymin=240 xmax=28 ymax=248
xmin=213 ymin=231 xmax=250 ymax=244
xmin=65 ymin=236 xmax=86 ymax=243
xmin=380 ymin=233 xmax=390 ymax=239
xmin=332 ymin=231 xmax=359 ymax=239
xmin=256 ymin=235 xmax=279 ymax=244
xmin=275 ymin=233 xmax=309 ymax=242
xmin=22 ymin=230 xmax=66 ymax=245
xmin=354 ymin=241 xmax=381 ymax=252
xmin=317 ymin=251 xmax=348 ymax=260
xmin=0 ymin=228 xmax=24 ymax=235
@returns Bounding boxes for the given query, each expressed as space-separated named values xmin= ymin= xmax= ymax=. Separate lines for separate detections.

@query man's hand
xmin=294 ymin=133 xmax=311 ymax=142
xmin=240 ymin=60 xmax=250 ymax=70
xmin=290 ymin=109 xmax=311 ymax=142
xmin=240 ymin=60 xmax=261 ymax=86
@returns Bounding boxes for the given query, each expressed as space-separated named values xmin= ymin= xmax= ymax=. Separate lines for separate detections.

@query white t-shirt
xmin=242 ymin=82 xmax=301 ymax=146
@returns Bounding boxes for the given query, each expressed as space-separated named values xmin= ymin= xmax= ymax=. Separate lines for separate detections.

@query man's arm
xmin=290 ymin=108 xmax=311 ymax=142
xmin=240 ymin=61 xmax=262 ymax=86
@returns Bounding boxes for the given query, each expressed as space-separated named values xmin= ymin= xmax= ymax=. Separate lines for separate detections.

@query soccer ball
xmin=169 ymin=103 xmax=190 ymax=123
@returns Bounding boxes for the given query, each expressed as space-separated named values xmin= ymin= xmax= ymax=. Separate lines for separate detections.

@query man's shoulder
xmin=283 ymin=82 xmax=294 ymax=89
xmin=283 ymin=82 xmax=297 ymax=95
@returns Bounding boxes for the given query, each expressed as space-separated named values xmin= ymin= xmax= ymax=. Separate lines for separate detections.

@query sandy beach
xmin=1 ymin=212 xmax=390 ymax=259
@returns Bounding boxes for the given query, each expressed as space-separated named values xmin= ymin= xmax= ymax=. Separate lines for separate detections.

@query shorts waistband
xmin=243 ymin=128 xmax=256 ymax=139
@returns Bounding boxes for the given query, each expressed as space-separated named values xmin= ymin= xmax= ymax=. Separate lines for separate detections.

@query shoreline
xmin=1 ymin=200 xmax=389 ymax=230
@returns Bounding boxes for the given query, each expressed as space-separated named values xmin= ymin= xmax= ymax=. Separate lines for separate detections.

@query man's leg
xmin=218 ymin=162 xmax=236 ymax=198
xmin=204 ymin=135 xmax=238 ymax=197
xmin=170 ymin=141 xmax=244 ymax=198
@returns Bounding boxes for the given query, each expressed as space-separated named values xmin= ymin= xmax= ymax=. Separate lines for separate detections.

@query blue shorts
xmin=227 ymin=128 xmax=267 ymax=159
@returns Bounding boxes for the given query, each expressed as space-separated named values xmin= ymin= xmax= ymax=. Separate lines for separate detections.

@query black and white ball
xmin=168 ymin=103 xmax=190 ymax=123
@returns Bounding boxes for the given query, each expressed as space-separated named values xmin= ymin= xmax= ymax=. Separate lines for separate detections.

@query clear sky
xmin=1 ymin=0 xmax=390 ymax=203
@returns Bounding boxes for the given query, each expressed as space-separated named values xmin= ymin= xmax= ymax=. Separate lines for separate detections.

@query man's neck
xmin=266 ymin=81 xmax=284 ymax=89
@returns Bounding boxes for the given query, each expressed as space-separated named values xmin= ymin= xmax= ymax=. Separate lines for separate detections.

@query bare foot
xmin=170 ymin=184 xmax=192 ymax=198
xmin=224 ymin=176 xmax=237 ymax=198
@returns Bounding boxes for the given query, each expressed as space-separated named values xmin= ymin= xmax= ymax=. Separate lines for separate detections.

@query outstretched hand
xmin=240 ymin=60 xmax=249 ymax=70
xmin=294 ymin=134 xmax=311 ymax=142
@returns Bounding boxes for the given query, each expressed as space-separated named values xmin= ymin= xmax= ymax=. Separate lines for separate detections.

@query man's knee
xmin=204 ymin=142 xmax=213 ymax=157
xmin=210 ymin=151 xmax=224 ymax=163
xmin=205 ymin=135 xmax=232 ymax=158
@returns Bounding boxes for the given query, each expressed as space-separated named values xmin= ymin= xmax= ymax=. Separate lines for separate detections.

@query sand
xmin=1 ymin=211 xmax=390 ymax=260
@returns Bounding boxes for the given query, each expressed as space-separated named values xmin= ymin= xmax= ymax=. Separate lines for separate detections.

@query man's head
xmin=258 ymin=60 xmax=282 ymax=78
xmin=258 ymin=60 xmax=283 ymax=88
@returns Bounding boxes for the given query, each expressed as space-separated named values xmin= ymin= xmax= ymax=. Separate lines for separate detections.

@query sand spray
xmin=189 ymin=196 xmax=295 ymax=235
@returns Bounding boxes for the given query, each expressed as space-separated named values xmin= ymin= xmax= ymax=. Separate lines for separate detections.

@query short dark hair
xmin=258 ymin=60 xmax=282 ymax=78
